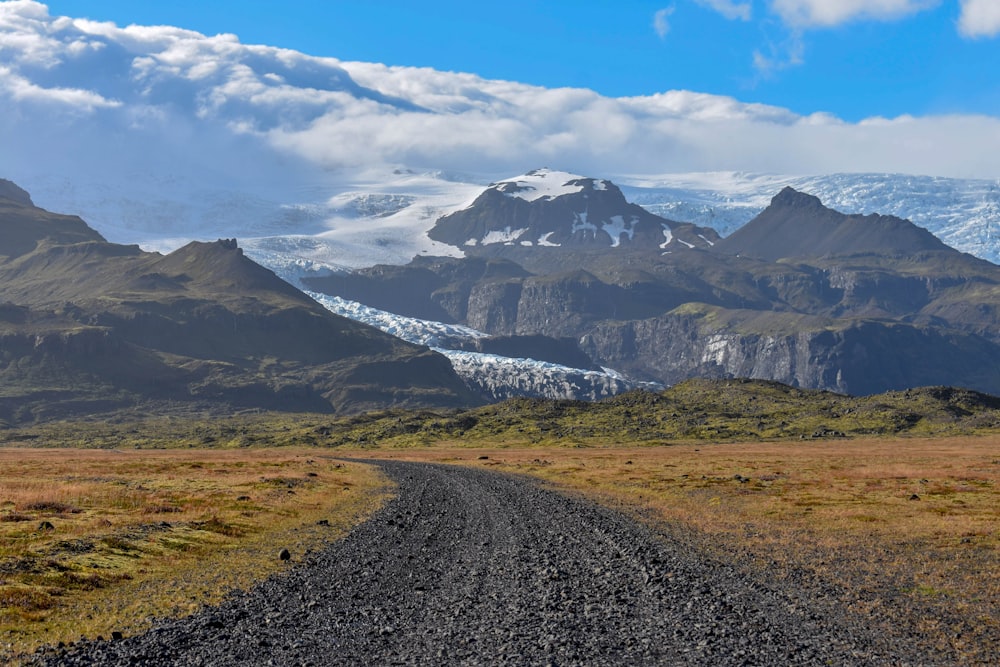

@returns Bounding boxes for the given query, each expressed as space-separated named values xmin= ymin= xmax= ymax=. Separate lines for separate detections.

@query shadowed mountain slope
xmin=0 ymin=182 xmax=478 ymax=424
xmin=715 ymin=187 xmax=952 ymax=261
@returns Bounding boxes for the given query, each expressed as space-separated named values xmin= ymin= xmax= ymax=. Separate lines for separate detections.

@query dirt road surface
xmin=38 ymin=460 xmax=930 ymax=665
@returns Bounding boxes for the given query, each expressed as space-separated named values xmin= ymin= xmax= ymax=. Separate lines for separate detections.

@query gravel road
xmin=37 ymin=460 xmax=930 ymax=665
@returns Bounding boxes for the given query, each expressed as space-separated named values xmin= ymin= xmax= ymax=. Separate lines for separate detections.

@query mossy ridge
xmin=4 ymin=378 xmax=998 ymax=452
xmin=320 ymin=379 xmax=1000 ymax=447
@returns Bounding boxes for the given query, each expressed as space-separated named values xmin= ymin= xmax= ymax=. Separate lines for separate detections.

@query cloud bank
xmin=1 ymin=0 xmax=999 ymax=186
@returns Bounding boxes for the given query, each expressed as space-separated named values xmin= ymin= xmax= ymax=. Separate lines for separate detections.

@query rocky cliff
xmin=579 ymin=307 xmax=1000 ymax=395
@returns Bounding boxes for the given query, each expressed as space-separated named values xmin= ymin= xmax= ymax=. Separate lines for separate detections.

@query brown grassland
xmin=0 ymin=448 xmax=391 ymax=660
xmin=366 ymin=435 xmax=1000 ymax=663
xmin=0 ymin=426 xmax=997 ymax=663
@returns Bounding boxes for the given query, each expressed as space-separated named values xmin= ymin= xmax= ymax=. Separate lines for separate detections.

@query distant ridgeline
xmin=306 ymin=170 xmax=1000 ymax=397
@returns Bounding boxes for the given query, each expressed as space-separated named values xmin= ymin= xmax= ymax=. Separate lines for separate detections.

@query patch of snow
xmin=494 ymin=168 xmax=586 ymax=202
xmin=537 ymin=232 xmax=561 ymax=247
xmin=697 ymin=233 xmax=715 ymax=246
xmin=571 ymin=210 xmax=597 ymax=236
xmin=678 ymin=239 xmax=695 ymax=249
xmin=660 ymin=225 xmax=673 ymax=249
xmin=482 ymin=226 xmax=528 ymax=245
xmin=602 ymin=215 xmax=637 ymax=248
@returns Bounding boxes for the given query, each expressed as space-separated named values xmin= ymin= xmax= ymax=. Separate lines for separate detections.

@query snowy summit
xmin=493 ymin=169 xmax=603 ymax=203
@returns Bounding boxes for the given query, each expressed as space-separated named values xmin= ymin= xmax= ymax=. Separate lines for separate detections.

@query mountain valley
xmin=4 ymin=168 xmax=1000 ymax=420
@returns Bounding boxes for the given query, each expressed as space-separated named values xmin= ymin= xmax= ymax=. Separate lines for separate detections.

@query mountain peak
xmin=770 ymin=186 xmax=823 ymax=210
xmin=0 ymin=182 xmax=106 ymax=258
xmin=716 ymin=188 xmax=951 ymax=261
xmin=0 ymin=179 xmax=34 ymax=207
xmin=429 ymin=170 xmax=719 ymax=252
xmin=492 ymin=169 xmax=602 ymax=203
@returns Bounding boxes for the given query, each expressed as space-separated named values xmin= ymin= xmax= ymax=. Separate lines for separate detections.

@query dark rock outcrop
xmin=715 ymin=186 xmax=950 ymax=260
xmin=579 ymin=308 xmax=1000 ymax=395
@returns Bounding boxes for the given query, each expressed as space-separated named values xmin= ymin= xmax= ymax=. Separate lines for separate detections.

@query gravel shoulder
xmin=35 ymin=460 xmax=938 ymax=665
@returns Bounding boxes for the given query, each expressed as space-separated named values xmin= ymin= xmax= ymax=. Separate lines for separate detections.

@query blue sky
xmin=4 ymin=1 xmax=999 ymax=180
xmin=41 ymin=0 xmax=1000 ymax=122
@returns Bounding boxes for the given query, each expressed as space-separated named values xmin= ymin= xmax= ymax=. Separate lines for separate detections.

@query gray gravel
xmin=35 ymin=460 xmax=935 ymax=665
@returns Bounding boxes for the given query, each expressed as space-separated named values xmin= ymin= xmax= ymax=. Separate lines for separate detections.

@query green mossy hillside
xmin=6 ymin=379 xmax=999 ymax=450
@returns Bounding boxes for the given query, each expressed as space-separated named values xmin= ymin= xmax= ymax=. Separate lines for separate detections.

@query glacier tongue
xmin=442 ymin=350 xmax=660 ymax=402
xmin=306 ymin=292 xmax=662 ymax=401
xmin=308 ymin=293 xmax=489 ymax=348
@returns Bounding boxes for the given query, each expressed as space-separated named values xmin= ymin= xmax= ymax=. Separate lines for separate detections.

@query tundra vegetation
xmin=0 ymin=381 xmax=997 ymax=662
xmin=0 ymin=449 xmax=391 ymax=659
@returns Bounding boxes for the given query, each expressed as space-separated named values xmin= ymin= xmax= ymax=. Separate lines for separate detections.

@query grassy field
xmin=1 ymin=406 xmax=998 ymax=663
xmin=0 ymin=448 xmax=392 ymax=659
xmin=367 ymin=435 xmax=1000 ymax=663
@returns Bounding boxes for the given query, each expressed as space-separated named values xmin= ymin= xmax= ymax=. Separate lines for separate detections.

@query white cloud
xmin=958 ymin=0 xmax=1000 ymax=38
xmin=0 ymin=64 xmax=121 ymax=109
xmin=695 ymin=0 xmax=752 ymax=21
xmin=653 ymin=7 xmax=675 ymax=39
xmin=0 ymin=0 xmax=999 ymax=192
xmin=769 ymin=0 xmax=939 ymax=28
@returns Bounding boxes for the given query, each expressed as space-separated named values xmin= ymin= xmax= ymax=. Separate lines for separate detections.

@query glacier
xmin=307 ymin=292 xmax=662 ymax=401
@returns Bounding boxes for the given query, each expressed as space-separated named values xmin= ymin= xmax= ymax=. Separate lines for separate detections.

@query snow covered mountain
xmin=2 ymin=3 xmax=999 ymax=272
xmin=22 ymin=169 xmax=1000 ymax=277
xmin=4 ymin=2 xmax=1000 ymax=402
xmin=15 ymin=162 xmax=1000 ymax=404
xmin=429 ymin=168 xmax=719 ymax=252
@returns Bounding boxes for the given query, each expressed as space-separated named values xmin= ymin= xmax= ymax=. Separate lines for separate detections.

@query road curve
xmin=39 ymin=460 xmax=919 ymax=665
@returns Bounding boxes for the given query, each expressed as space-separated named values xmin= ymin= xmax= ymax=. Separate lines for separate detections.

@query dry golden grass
xmin=0 ymin=448 xmax=391 ymax=659
xmin=3 ymin=430 xmax=997 ymax=663
xmin=365 ymin=435 xmax=1000 ymax=663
